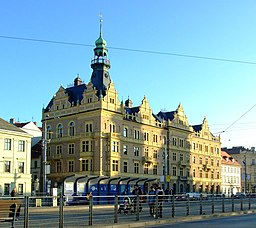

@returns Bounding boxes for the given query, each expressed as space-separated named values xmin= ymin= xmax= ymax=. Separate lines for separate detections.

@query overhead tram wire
xmin=214 ymin=103 xmax=256 ymax=134
xmin=1 ymin=35 xmax=256 ymax=65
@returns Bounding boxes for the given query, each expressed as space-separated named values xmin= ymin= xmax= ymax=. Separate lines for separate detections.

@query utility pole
xmin=163 ymin=138 xmax=167 ymax=191
xmin=42 ymin=117 xmax=48 ymax=195
xmin=244 ymin=155 xmax=247 ymax=193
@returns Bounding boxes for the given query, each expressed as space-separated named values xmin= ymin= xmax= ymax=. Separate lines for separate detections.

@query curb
xmin=92 ymin=210 xmax=256 ymax=228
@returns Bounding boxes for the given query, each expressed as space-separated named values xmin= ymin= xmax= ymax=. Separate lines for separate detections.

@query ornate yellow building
xmin=42 ymin=25 xmax=221 ymax=194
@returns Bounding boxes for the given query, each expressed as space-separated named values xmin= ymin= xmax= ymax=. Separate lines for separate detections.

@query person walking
xmin=132 ymin=184 xmax=143 ymax=212
xmin=11 ymin=187 xmax=17 ymax=199
xmin=156 ymin=186 xmax=164 ymax=218
xmin=148 ymin=186 xmax=156 ymax=217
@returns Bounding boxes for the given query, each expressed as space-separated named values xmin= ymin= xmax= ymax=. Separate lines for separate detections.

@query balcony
xmin=178 ymin=161 xmax=188 ymax=166
xmin=203 ymin=164 xmax=211 ymax=170
xmin=142 ymin=156 xmax=153 ymax=164
xmin=91 ymin=58 xmax=110 ymax=67
xmin=178 ymin=176 xmax=188 ymax=181
xmin=50 ymin=153 xmax=62 ymax=160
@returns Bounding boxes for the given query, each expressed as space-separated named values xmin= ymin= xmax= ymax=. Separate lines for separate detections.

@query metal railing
xmin=0 ymin=194 xmax=255 ymax=227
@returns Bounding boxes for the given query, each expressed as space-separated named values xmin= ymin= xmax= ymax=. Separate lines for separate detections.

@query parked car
xmin=186 ymin=192 xmax=201 ymax=200
xmin=234 ymin=192 xmax=246 ymax=198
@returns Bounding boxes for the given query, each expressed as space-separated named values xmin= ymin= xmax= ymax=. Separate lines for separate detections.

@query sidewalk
xmin=89 ymin=209 xmax=256 ymax=228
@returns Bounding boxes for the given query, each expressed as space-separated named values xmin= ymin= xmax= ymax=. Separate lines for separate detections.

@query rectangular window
xmin=82 ymin=140 xmax=93 ymax=152
xmin=112 ymin=141 xmax=119 ymax=152
xmin=153 ymin=165 xmax=157 ymax=175
xmin=68 ymin=160 xmax=74 ymax=172
xmin=4 ymin=161 xmax=11 ymax=172
xmin=134 ymin=162 xmax=139 ymax=174
xmin=124 ymin=161 xmax=128 ymax=173
xmin=18 ymin=140 xmax=25 ymax=152
xmin=144 ymin=132 xmax=149 ymax=141
xmin=4 ymin=183 xmax=10 ymax=195
xmin=179 ymin=139 xmax=184 ymax=147
xmin=199 ymin=170 xmax=203 ymax=178
xmin=123 ymin=145 xmax=128 ymax=155
xmin=134 ymin=130 xmax=140 ymax=139
xmin=112 ymin=160 xmax=119 ymax=171
xmin=56 ymin=161 xmax=62 ymax=173
xmin=173 ymin=153 xmax=177 ymax=161
xmin=173 ymin=138 xmax=177 ymax=146
xmin=172 ymin=166 xmax=177 ymax=176
xmin=153 ymin=134 xmax=158 ymax=143
xmin=144 ymin=163 xmax=149 ymax=174
xmin=4 ymin=138 xmax=11 ymax=150
xmin=144 ymin=147 xmax=149 ymax=157
xmin=34 ymin=160 xmax=38 ymax=168
xmin=56 ymin=145 xmax=62 ymax=154
xmin=81 ymin=159 xmax=92 ymax=171
xmin=18 ymin=162 xmax=24 ymax=173
xmin=134 ymin=147 xmax=139 ymax=156
xmin=123 ymin=127 xmax=128 ymax=137
xmin=68 ymin=144 xmax=75 ymax=154
xmin=211 ymin=171 xmax=214 ymax=179
xmin=180 ymin=153 xmax=184 ymax=161
xmin=180 ymin=167 xmax=184 ymax=177
xmin=85 ymin=123 xmax=93 ymax=132
xmin=18 ymin=184 xmax=23 ymax=194
xmin=153 ymin=150 xmax=157 ymax=159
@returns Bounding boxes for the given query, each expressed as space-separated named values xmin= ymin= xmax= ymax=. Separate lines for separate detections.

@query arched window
xmin=57 ymin=124 xmax=63 ymax=138
xmin=69 ymin=122 xmax=75 ymax=136
xmin=47 ymin=125 xmax=52 ymax=139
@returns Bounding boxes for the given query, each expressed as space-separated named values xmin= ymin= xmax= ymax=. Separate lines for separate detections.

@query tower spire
xmin=99 ymin=13 xmax=103 ymax=37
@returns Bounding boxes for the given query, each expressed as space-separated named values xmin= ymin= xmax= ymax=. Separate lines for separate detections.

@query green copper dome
xmin=95 ymin=34 xmax=107 ymax=47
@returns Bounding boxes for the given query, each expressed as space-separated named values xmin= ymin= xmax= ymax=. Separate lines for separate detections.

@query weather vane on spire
xmin=99 ymin=13 xmax=103 ymax=36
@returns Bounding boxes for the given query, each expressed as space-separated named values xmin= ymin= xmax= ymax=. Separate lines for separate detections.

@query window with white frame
xmin=4 ymin=138 xmax=11 ymax=150
xmin=18 ymin=140 xmax=25 ymax=152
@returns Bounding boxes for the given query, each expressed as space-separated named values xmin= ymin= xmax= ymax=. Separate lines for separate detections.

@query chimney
xmin=10 ymin=118 xmax=15 ymax=124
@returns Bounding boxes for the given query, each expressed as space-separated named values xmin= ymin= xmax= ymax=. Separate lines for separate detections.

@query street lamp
xmin=162 ymin=137 xmax=167 ymax=191
xmin=42 ymin=114 xmax=49 ymax=195
xmin=243 ymin=155 xmax=247 ymax=193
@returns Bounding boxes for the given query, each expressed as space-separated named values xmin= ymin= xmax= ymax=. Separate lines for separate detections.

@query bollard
xmin=88 ymin=195 xmax=93 ymax=226
xmin=248 ymin=193 xmax=251 ymax=210
xmin=240 ymin=196 xmax=243 ymax=211
xmin=114 ymin=195 xmax=118 ymax=223
xmin=136 ymin=194 xmax=140 ymax=221
xmin=199 ymin=194 xmax=203 ymax=215
xmin=171 ymin=195 xmax=175 ymax=218
xmin=59 ymin=194 xmax=64 ymax=228
xmin=155 ymin=194 xmax=159 ymax=219
xmin=24 ymin=196 xmax=29 ymax=228
xmin=211 ymin=194 xmax=215 ymax=214
xmin=222 ymin=194 xmax=225 ymax=213
xmin=231 ymin=194 xmax=234 ymax=212
xmin=186 ymin=195 xmax=190 ymax=216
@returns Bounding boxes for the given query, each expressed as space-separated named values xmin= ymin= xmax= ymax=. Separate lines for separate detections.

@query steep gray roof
xmin=0 ymin=118 xmax=27 ymax=133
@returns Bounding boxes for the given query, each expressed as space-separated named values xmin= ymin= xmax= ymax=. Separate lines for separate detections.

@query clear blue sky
xmin=1 ymin=1 xmax=256 ymax=148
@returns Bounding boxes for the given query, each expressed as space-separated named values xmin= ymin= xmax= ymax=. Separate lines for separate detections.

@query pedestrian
xmin=148 ymin=186 xmax=156 ymax=217
xmin=132 ymin=184 xmax=143 ymax=212
xmin=11 ymin=187 xmax=17 ymax=199
xmin=164 ymin=187 xmax=170 ymax=201
xmin=156 ymin=186 xmax=164 ymax=218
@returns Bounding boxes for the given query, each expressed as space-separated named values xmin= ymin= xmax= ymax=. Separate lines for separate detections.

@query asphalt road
xmin=147 ymin=213 xmax=256 ymax=228
xmin=0 ymin=198 xmax=255 ymax=227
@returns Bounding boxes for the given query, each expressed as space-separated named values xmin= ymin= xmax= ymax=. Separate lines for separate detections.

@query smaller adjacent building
xmin=11 ymin=119 xmax=43 ymax=193
xmin=221 ymin=151 xmax=241 ymax=196
xmin=222 ymin=146 xmax=256 ymax=193
xmin=0 ymin=118 xmax=32 ymax=196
